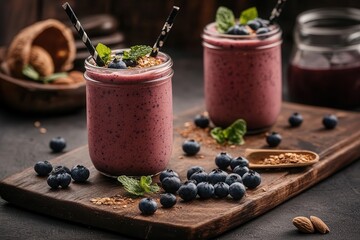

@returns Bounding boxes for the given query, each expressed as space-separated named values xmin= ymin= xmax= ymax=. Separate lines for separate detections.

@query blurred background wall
xmin=1 ymin=0 xmax=359 ymax=50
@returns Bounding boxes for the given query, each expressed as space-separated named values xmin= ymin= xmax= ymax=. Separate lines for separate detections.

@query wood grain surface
xmin=0 ymin=102 xmax=359 ymax=240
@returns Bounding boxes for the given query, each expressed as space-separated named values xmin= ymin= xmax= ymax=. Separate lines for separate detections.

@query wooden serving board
xmin=1 ymin=102 xmax=360 ymax=239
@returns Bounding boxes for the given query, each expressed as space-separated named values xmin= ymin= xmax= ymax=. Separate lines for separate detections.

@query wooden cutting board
xmin=1 ymin=102 xmax=359 ymax=240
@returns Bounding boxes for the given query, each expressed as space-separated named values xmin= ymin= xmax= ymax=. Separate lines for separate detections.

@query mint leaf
xmin=239 ymin=7 xmax=258 ymax=25
xmin=210 ymin=119 xmax=247 ymax=145
xmin=216 ymin=6 xmax=235 ymax=33
xmin=22 ymin=65 xmax=40 ymax=81
xmin=122 ymin=45 xmax=152 ymax=61
xmin=117 ymin=175 xmax=159 ymax=196
xmin=96 ymin=43 xmax=111 ymax=64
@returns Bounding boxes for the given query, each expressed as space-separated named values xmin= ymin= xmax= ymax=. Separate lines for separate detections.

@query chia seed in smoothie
xmin=84 ymin=51 xmax=173 ymax=176
xmin=202 ymin=23 xmax=282 ymax=132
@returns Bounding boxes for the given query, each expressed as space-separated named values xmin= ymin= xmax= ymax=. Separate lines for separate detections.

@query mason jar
xmin=84 ymin=50 xmax=173 ymax=177
xmin=202 ymin=23 xmax=282 ymax=133
xmin=287 ymin=8 xmax=360 ymax=109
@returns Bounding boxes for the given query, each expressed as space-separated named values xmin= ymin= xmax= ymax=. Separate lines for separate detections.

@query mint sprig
xmin=215 ymin=6 xmax=235 ymax=33
xmin=22 ymin=65 xmax=68 ymax=84
xmin=117 ymin=175 xmax=160 ymax=196
xmin=122 ymin=45 xmax=152 ymax=61
xmin=239 ymin=7 xmax=258 ymax=25
xmin=210 ymin=119 xmax=247 ymax=145
xmin=96 ymin=43 xmax=111 ymax=64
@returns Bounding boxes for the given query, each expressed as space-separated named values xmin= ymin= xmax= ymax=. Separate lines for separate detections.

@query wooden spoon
xmin=244 ymin=148 xmax=320 ymax=169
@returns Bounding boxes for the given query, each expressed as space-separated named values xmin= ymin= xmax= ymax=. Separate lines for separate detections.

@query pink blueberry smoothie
xmin=84 ymin=52 xmax=173 ymax=176
xmin=202 ymin=23 xmax=282 ymax=132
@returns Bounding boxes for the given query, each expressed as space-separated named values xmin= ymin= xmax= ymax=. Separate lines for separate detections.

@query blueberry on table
xmin=197 ymin=182 xmax=214 ymax=199
xmin=178 ymin=181 xmax=198 ymax=201
xmin=289 ymin=112 xmax=303 ymax=127
xmin=47 ymin=174 xmax=60 ymax=189
xmin=266 ymin=132 xmax=282 ymax=147
xmin=323 ymin=114 xmax=338 ymax=129
xmin=34 ymin=160 xmax=53 ymax=176
xmin=182 ymin=139 xmax=201 ymax=156
xmin=159 ymin=169 xmax=179 ymax=182
xmin=208 ymin=168 xmax=228 ymax=185
xmin=194 ymin=114 xmax=210 ymax=128
xmin=108 ymin=58 xmax=127 ymax=69
xmin=225 ymin=173 xmax=243 ymax=186
xmin=214 ymin=182 xmax=229 ymax=198
xmin=230 ymin=156 xmax=249 ymax=170
xmin=160 ymin=193 xmax=177 ymax=208
xmin=71 ymin=165 xmax=90 ymax=182
xmin=161 ymin=176 xmax=181 ymax=194
xmin=232 ymin=165 xmax=249 ymax=177
xmin=52 ymin=165 xmax=71 ymax=175
xmin=242 ymin=170 xmax=261 ymax=189
xmin=215 ymin=152 xmax=232 ymax=170
xmin=49 ymin=137 xmax=66 ymax=153
xmin=229 ymin=182 xmax=246 ymax=200
xmin=57 ymin=172 xmax=72 ymax=188
xmin=189 ymin=170 xmax=208 ymax=184
xmin=139 ymin=198 xmax=158 ymax=215
xmin=186 ymin=166 xmax=204 ymax=180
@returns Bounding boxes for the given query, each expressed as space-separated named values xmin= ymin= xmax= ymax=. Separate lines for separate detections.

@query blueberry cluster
xmin=34 ymin=161 xmax=90 ymax=189
xmin=227 ymin=18 xmax=270 ymax=36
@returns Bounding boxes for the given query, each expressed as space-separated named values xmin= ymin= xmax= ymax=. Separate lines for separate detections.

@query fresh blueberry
xmin=122 ymin=59 xmax=137 ymax=67
xmin=227 ymin=25 xmax=249 ymax=35
xmin=242 ymin=170 xmax=261 ymax=189
xmin=57 ymin=172 xmax=72 ymax=188
xmin=160 ymin=193 xmax=177 ymax=208
xmin=49 ymin=137 xmax=66 ymax=153
xmin=214 ymin=182 xmax=229 ymax=198
xmin=178 ymin=181 xmax=198 ymax=201
xmin=233 ymin=165 xmax=249 ymax=177
xmin=138 ymin=198 xmax=157 ymax=215
xmin=187 ymin=166 xmax=205 ymax=179
xmin=255 ymin=18 xmax=270 ymax=27
xmin=247 ymin=20 xmax=261 ymax=30
xmin=194 ymin=114 xmax=210 ymax=128
xmin=70 ymin=165 xmax=90 ymax=182
xmin=289 ymin=112 xmax=303 ymax=127
xmin=323 ymin=114 xmax=338 ymax=129
xmin=161 ymin=176 xmax=181 ymax=193
xmin=230 ymin=156 xmax=249 ymax=170
xmin=208 ymin=168 xmax=228 ymax=185
xmin=52 ymin=165 xmax=71 ymax=175
xmin=229 ymin=182 xmax=246 ymax=200
xmin=159 ymin=169 xmax=179 ymax=182
xmin=108 ymin=58 xmax=127 ymax=69
xmin=34 ymin=160 xmax=53 ymax=176
xmin=197 ymin=182 xmax=214 ymax=199
xmin=215 ymin=152 xmax=232 ymax=170
xmin=182 ymin=139 xmax=201 ymax=156
xmin=266 ymin=132 xmax=282 ymax=147
xmin=189 ymin=170 xmax=208 ymax=184
xmin=225 ymin=173 xmax=243 ymax=186
xmin=256 ymin=27 xmax=270 ymax=35
xmin=47 ymin=174 xmax=60 ymax=189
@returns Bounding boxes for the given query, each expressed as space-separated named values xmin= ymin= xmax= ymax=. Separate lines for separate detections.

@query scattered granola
xmin=136 ymin=56 xmax=162 ymax=68
xmin=258 ymin=153 xmax=314 ymax=165
xmin=90 ymin=195 xmax=135 ymax=206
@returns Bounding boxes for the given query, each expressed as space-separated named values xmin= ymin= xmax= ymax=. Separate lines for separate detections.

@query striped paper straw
xmin=62 ymin=2 xmax=105 ymax=66
xmin=269 ymin=0 xmax=287 ymax=23
xmin=150 ymin=6 xmax=180 ymax=57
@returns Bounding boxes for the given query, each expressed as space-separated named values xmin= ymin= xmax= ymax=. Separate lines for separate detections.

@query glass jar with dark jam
xmin=287 ymin=8 xmax=360 ymax=109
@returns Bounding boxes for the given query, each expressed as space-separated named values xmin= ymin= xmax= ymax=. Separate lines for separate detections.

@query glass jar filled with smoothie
xmin=84 ymin=46 xmax=173 ymax=177
xmin=287 ymin=8 xmax=360 ymax=109
xmin=202 ymin=7 xmax=282 ymax=133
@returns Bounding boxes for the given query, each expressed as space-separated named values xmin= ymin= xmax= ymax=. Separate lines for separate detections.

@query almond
xmin=310 ymin=216 xmax=330 ymax=234
xmin=292 ymin=216 xmax=315 ymax=233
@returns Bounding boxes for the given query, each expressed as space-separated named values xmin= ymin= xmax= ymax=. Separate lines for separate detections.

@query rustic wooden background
xmin=1 ymin=0 xmax=359 ymax=49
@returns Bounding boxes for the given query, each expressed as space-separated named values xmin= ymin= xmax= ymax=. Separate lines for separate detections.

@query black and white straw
xmin=150 ymin=6 xmax=180 ymax=57
xmin=62 ymin=2 xmax=105 ymax=66
xmin=269 ymin=0 xmax=287 ymax=23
